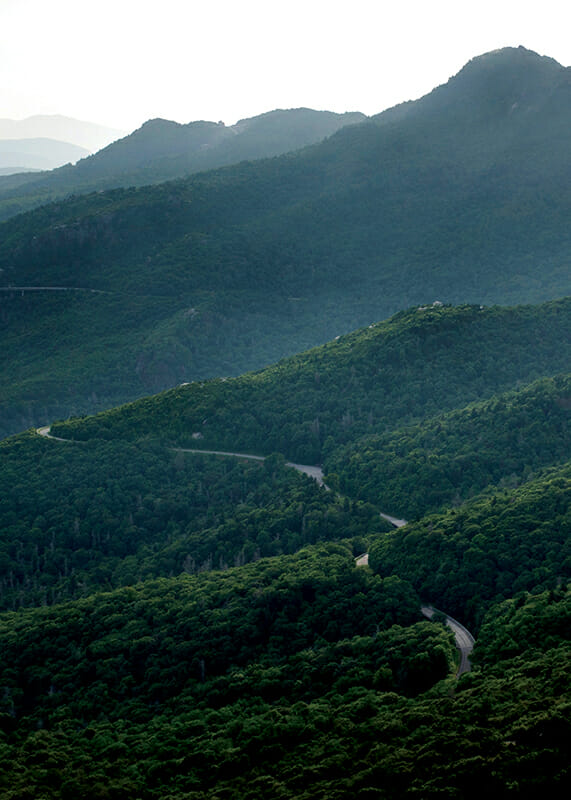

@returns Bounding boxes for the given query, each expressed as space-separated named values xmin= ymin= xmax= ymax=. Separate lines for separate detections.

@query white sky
xmin=1 ymin=0 xmax=569 ymax=133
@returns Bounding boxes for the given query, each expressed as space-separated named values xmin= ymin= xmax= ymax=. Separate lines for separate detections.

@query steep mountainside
xmin=327 ymin=372 xmax=571 ymax=518
xmin=1 ymin=47 xmax=570 ymax=438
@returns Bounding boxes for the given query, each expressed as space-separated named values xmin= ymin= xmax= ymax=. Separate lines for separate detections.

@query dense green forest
xmin=369 ymin=460 xmax=571 ymax=628
xmin=0 ymin=291 xmax=569 ymax=794
xmin=1 ymin=47 xmax=571 ymax=436
xmin=327 ymin=372 xmax=571 ymax=518
xmin=0 ymin=547 xmax=568 ymax=797
xmin=1 ymin=45 xmax=570 ymax=798
xmin=0 ymin=432 xmax=388 ymax=610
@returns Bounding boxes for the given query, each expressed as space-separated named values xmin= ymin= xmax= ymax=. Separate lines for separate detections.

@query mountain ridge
xmin=0 ymin=107 xmax=367 ymax=220
xmin=0 ymin=114 xmax=125 ymax=151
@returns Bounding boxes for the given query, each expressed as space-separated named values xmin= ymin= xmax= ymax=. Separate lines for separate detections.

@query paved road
xmin=285 ymin=462 xmax=327 ymax=487
xmin=39 ymin=431 xmax=403 ymax=515
xmin=38 ymin=434 xmax=329 ymax=488
xmin=421 ymin=605 xmax=474 ymax=676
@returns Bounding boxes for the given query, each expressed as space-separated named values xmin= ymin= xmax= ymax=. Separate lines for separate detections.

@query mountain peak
xmin=398 ymin=45 xmax=567 ymax=121
xmin=456 ymin=45 xmax=563 ymax=85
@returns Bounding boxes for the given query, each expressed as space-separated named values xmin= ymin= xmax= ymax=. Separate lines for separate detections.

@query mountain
xmin=1 ymin=47 xmax=570 ymax=797
xmin=1 ymin=48 xmax=571 ymax=437
xmin=0 ymin=297 xmax=563 ymax=602
xmin=0 ymin=108 xmax=366 ymax=220
xmin=0 ymin=137 xmax=90 ymax=173
xmin=0 ymin=114 xmax=125 ymax=151
xmin=74 ymin=108 xmax=368 ymax=181
xmin=5 ymin=295 xmax=571 ymax=609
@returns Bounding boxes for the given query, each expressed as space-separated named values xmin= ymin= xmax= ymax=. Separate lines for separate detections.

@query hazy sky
xmin=1 ymin=0 xmax=569 ymax=133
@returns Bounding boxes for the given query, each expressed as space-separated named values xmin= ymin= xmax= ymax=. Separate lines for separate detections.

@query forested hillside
xmin=1 ymin=47 xmax=571 ymax=436
xmin=369 ymin=460 xmax=571 ymax=628
xmin=0 ymin=432 xmax=389 ymax=610
xmin=0 ymin=506 xmax=569 ymax=796
xmin=1 ymin=290 xmax=571 ymax=794
xmin=327 ymin=372 xmax=571 ymax=517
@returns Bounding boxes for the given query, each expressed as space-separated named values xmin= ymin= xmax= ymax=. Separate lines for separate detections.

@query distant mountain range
xmin=0 ymin=114 xmax=125 ymax=151
xmin=0 ymin=114 xmax=125 ymax=177
xmin=0 ymin=137 xmax=90 ymax=174
xmin=0 ymin=46 xmax=570 ymax=436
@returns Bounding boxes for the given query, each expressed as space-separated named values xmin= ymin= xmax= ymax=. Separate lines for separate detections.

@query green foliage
xmin=0 ymin=580 xmax=569 ymax=797
xmin=474 ymin=586 xmax=571 ymax=668
xmin=328 ymin=373 xmax=571 ymax=518
xmin=369 ymin=462 xmax=571 ymax=628
xmin=0 ymin=432 xmax=386 ymax=609
xmin=0 ymin=109 xmax=367 ymax=222
xmin=0 ymin=49 xmax=570 ymax=796
xmin=0 ymin=546 xmax=424 ymax=727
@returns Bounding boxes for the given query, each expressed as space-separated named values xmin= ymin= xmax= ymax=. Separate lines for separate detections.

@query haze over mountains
xmin=1 ymin=45 xmax=571 ymax=797
xmin=0 ymin=137 xmax=90 ymax=174
xmin=0 ymin=115 xmax=125 ymax=175
xmin=0 ymin=46 xmax=570 ymax=437
xmin=0 ymin=115 xmax=125 ymax=151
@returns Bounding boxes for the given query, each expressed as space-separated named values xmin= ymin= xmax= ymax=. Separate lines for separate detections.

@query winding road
xmin=37 ymin=425 xmax=73 ymax=443
xmin=37 ymin=426 xmax=473 ymax=674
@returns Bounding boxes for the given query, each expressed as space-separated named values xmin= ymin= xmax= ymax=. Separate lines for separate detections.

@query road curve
xmin=36 ymin=426 xmax=73 ymax=443
xmin=38 ymin=432 xmax=404 ymax=518
xmin=421 ymin=605 xmax=475 ymax=676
